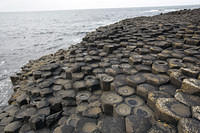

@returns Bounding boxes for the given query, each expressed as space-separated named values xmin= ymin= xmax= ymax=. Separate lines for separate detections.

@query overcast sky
xmin=0 ymin=0 xmax=200 ymax=12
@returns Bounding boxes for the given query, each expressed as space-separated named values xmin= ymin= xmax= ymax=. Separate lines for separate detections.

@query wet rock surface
xmin=1 ymin=8 xmax=200 ymax=132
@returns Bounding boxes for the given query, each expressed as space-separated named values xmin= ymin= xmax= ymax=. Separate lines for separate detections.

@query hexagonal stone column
xmin=178 ymin=118 xmax=200 ymax=133
xmin=155 ymin=98 xmax=191 ymax=124
xmin=192 ymin=106 xmax=200 ymax=121
xmin=175 ymin=92 xmax=200 ymax=107
xmin=101 ymin=116 xmax=126 ymax=133
xmin=100 ymin=74 xmax=114 ymax=91
xmin=101 ymin=92 xmax=123 ymax=115
xmin=147 ymin=121 xmax=176 ymax=133
xmin=152 ymin=60 xmax=169 ymax=74
xmin=180 ymin=78 xmax=200 ymax=94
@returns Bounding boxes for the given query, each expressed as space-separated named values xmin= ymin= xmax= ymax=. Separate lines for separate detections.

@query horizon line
xmin=0 ymin=4 xmax=199 ymax=13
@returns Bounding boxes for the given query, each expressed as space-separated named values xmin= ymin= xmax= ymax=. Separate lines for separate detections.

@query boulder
xmin=125 ymin=114 xmax=152 ymax=133
xmin=55 ymin=90 xmax=76 ymax=100
xmin=147 ymin=91 xmax=172 ymax=111
xmin=169 ymin=70 xmax=186 ymax=88
xmin=100 ymin=74 xmax=114 ymax=91
xmin=110 ymin=75 xmax=127 ymax=90
xmin=168 ymin=58 xmax=183 ymax=69
xmin=85 ymin=75 xmax=100 ymax=90
xmin=46 ymin=112 xmax=62 ymax=127
xmin=126 ymin=73 xmax=146 ymax=87
xmin=152 ymin=60 xmax=169 ymax=74
xmin=159 ymin=85 xmax=177 ymax=96
xmin=175 ymin=92 xmax=200 ymax=106
xmin=137 ymin=83 xmax=158 ymax=100
xmin=76 ymin=91 xmax=91 ymax=104
xmin=101 ymin=92 xmax=123 ymax=115
xmin=83 ymin=107 xmax=102 ymax=118
xmin=40 ymin=88 xmax=53 ymax=97
xmin=54 ymin=79 xmax=72 ymax=90
xmin=116 ymin=85 xmax=135 ymax=97
xmin=125 ymin=95 xmax=145 ymax=108
xmin=178 ymin=118 xmax=200 ymax=133
xmin=76 ymin=118 xmax=97 ymax=133
xmin=0 ymin=116 xmax=14 ymax=125
xmin=129 ymin=54 xmax=142 ymax=65
xmin=102 ymin=116 xmax=125 ymax=133
xmin=144 ymin=73 xmax=169 ymax=86
xmin=4 ymin=121 xmax=22 ymax=133
xmin=181 ymin=67 xmax=199 ymax=78
xmin=147 ymin=121 xmax=176 ymax=133
xmin=72 ymin=72 xmax=85 ymax=81
xmin=52 ymin=85 xmax=63 ymax=91
xmin=19 ymin=123 xmax=32 ymax=133
xmin=73 ymin=81 xmax=87 ymax=91
xmin=155 ymin=98 xmax=191 ymax=124
xmin=29 ymin=115 xmax=45 ymax=130
xmin=180 ymin=78 xmax=200 ymax=94
xmin=114 ymin=103 xmax=131 ymax=117
xmin=53 ymin=125 xmax=74 ymax=133
xmin=48 ymin=97 xmax=62 ymax=113
xmin=191 ymin=106 xmax=200 ymax=121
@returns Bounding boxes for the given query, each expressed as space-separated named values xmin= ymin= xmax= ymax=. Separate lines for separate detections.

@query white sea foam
xmin=145 ymin=9 xmax=160 ymax=13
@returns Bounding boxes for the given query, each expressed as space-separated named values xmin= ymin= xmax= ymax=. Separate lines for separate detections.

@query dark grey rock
xmin=46 ymin=111 xmax=62 ymax=127
xmin=159 ymin=85 xmax=177 ymax=96
xmin=148 ymin=121 xmax=176 ymax=133
xmin=178 ymin=118 xmax=200 ymax=133
xmin=155 ymin=98 xmax=191 ymax=124
xmin=4 ymin=121 xmax=22 ymax=133
xmin=53 ymin=124 xmax=74 ymax=133
xmin=126 ymin=73 xmax=146 ymax=87
xmin=175 ymin=92 xmax=200 ymax=106
xmin=76 ymin=118 xmax=97 ymax=133
xmin=137 ymin=83 xmax=158 ymax=100
xmin=125 ymin=114 xmax=152 ymax=133
xmin=180 ymin=78 xmax=200 ymax=94
xmin=48 ymin=97 xmax=62 ymax=113
xmin=29 ymin=115 xmax=45 ymax=130
xmin=102 ymin=116 xmax=125 ymax=133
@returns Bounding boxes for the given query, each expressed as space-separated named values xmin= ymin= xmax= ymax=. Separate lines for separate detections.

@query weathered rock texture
xmin=1 ymin=8 xmax=200 ymax=133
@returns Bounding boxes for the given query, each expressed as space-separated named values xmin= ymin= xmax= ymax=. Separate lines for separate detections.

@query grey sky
xmin=0 ymin=0 xmax=200 ymax=12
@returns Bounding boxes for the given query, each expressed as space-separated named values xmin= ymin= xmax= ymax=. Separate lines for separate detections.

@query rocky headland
xmin=1 ymin=8 xmax=200 ymax=133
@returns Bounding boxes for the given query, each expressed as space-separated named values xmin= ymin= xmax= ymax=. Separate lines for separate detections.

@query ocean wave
xmin=74 ymin=31 xmax=88 ymax=36
xmin=46 ymin=45 xmax=61 ymax=50
xmin=55 ymin=37 xmax=63 ymax=41
xmin=0 ymin=61 xmax=6 ymax=66
xmin=40 ymin=31 xmax=54 ymax=35
xmin=34 ymin=31 xmax=54 ymax=35
xmin=0 ymin=72 xmax=8 ymax=81
xmin=145 ymin=9 xmax=178 ymax=13
xmin=163 ymin=9 xmax=177 ymax=12
xmin=33 ymin=43 xmax=47 ymax=47
xmin=145 ymin=9 xmax=160 ymax=13
xmin=0 ymin=78 xmax=13 ymax=106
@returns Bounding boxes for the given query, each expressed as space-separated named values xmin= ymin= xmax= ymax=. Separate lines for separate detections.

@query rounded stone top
xmin=101 ymin=92 xmax=123 ymax=104
xmin=156 ymin=98 xmax=191 ymax=123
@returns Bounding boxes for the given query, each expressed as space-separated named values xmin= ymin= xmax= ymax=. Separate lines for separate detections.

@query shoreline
xmin=1 ymin=8 xmax=200 ymax=132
